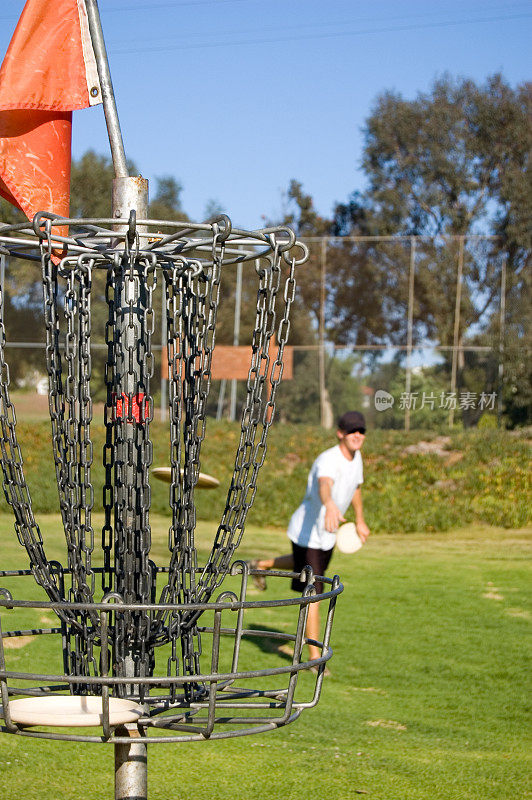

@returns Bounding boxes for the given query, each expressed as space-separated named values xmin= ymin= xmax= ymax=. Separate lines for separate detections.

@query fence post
xmin=449 ymin=236 xmax=465 ymax=428
xmin=404 ymin=237 xmax=416 ymax=432
xmin=497 ymin=256 xmax=507 ymax=428
xmin=318 ymin=239 xmax=332 ymax=428
xmin=216 ymin=380 xmax=226 ymax=420
xmin=160 ymin=283 xmax=167 ymax=421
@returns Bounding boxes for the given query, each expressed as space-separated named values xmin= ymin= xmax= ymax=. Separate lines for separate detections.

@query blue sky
xmin=1 ymin=0 xmax=531 ymax=230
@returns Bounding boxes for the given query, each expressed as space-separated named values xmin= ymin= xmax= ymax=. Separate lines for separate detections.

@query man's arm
xmin=351 ymin=486 xmax=370 ymax=542
xmin=318 ymin=477 xmax=346 ymax=532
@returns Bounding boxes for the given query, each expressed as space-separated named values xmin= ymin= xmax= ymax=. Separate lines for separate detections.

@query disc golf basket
xmin=0 ymin=3 xmax=342 ymax=798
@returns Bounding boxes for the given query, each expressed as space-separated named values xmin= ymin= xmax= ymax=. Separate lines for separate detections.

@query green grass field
xmin=0 ymin=516 xmax=530 ymax=800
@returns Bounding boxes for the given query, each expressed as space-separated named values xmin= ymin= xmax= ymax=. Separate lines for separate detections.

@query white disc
xmin=3 ymin=696 xmax=143 ymax=727
xmin=336 ymin=522 xmax=363 ymax=554
xmin=152 ymin=467 xmax=219 ymax=489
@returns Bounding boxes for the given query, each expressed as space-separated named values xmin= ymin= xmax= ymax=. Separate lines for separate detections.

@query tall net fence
xmin=1 ymin=234 xmax=529 ymax=430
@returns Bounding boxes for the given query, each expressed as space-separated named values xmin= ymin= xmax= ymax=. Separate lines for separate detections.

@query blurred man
xmin=250 ymin=410 xmax=370 ymax=668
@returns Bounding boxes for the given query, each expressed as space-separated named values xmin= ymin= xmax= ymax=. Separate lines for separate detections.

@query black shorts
xmin=291 ymin=541 xmax=334 ymax=595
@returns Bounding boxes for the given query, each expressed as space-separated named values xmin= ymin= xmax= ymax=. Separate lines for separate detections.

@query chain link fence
xmin=1 ymin=235 xmax=530 ymax=430
xmin=271 ymin=234 xmax=529 ymax=430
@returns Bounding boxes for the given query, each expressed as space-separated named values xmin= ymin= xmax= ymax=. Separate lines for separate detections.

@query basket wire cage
xmin=0 ymin=211 xmax=342 ymax=800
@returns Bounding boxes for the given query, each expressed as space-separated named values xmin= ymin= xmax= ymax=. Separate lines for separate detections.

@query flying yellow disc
xmin=151 ymin=467 xmax=219 ymax=489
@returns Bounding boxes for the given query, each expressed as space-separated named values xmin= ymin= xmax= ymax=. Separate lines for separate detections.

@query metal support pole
xmin=160 ymin=283 xmax=167 ymax=422
xmin=85 ymin=0 xmax=128 ymax=178
xmin=115 ymin=727 xmax=148 ymax=800
xmin=497 ymin=257 xmax=507 ymax=427
xmin=111 ymin=176 xmax=149 ymax=800
xmin=229 ymin=260 xmax=243 ymax=422
xmin=216 ymin=379 xmax=226 ymax=420
xmin=84 ymin=4 xmax=148 ymax=793
xmin=404 ymin=237 xmax=415 ymax=432
xmin=318 ymin=240 xmax=332 ymax=428
xmin=449 ymin=236 xmax=464 ymax=428
xmin=111 ymin=183 xmax=149 ymax=602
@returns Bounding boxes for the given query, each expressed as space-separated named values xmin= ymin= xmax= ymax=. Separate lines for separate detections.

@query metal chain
xmin=192 ymin=247 xmax=296 ymax=607
xmin=0 ymin=218 xmax=301 ymax=694
xmin=106 ymin=252 xmax=156 ymax=680
xmin=102 ymin=267 xmax=116 ymax=595
xmin=42 ymin=252 xmax=98 ymax=682
xmin=0 ymin=251 xmax=75 ymax=624
xmin=42 ymin=255 xmax=96 ymax=612
xmin=155 ymin=245 xmax=222 ymax=677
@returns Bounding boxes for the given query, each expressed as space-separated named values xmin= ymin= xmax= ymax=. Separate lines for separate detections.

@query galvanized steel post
xmin=85 ymin=0 xmax=128 ymax=178
xmin=112 ymin=175 xmax=149 ymax=800
xmin=86 ymin=2 xmax=150 ymax=795
xmin=115 ymin=725 xmax=148 ymax=800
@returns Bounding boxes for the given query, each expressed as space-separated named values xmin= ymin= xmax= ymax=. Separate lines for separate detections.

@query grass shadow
xmin=243 ymin=623 xmax=295 ymax=662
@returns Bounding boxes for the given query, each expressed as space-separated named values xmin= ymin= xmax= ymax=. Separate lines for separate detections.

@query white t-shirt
xmin=287 ymin=445 xmax=364 ymax=551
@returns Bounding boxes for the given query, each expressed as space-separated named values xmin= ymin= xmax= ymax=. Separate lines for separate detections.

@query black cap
xmin=337 ymin=410 xmax=366 ymax=432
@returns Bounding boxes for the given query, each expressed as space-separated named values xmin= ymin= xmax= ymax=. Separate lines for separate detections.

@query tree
xmin=499 ymin=264 xmax=532 ymax=427
xmin=342 ymin=74 xmax=530 ymax=242
xmin=333 ymin=74 xmax=531 ymax=425
xmin=70 ymin=150 xmax=128 ymax=217
xmin=278 ymin=180 xmax=339 ymax=424
xmin=148 ymin=176 xmax=187 ymax=221
xmin=203 ymin=199 xmax=225 ymax=220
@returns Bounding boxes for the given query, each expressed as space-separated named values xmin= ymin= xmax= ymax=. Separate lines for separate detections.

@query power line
xmin=0 ymin=0 xmax=255 ymax=25
xmin=104 ymin=0 xmax=255 ymax=11
xmin=107 ymin=12 xmax=532 ymax=56
xmin=99 ymin=3 xmax=532 ymax=49
xmin=0 ymin=1 xmax=529 ymax=28
xmin=102 ymin=0 xmax=531 ymax=21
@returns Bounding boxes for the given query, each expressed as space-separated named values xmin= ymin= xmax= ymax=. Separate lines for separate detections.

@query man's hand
xmin=324 ymin=500 xmax=346 ymax=533
xmin=356 ymin=519 xmax=370 ymax=543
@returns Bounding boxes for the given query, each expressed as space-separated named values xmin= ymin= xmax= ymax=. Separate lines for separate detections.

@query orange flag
xmin=0 ymin=0 xmax=102 ymax=221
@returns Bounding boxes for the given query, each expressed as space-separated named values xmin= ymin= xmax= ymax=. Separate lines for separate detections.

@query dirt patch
xmin=444 ymin=451 xmax=464 ymax=467
xmin=279 ymin=453 xmax=302 ymax=474
xmin=3 ymin=635 xmax=33 ymax=649
xmin=505 ymin=608 xmax=530 ymax=620
xmin=433 ymin=479 xmax=458 ymax=490
xmin=403 ymin=436 xmax=450 ymax=454
xmin=483 ymin=582 xmax=504 ymax=601
xmin=366 ymin=719 xmax=407 ymax=731
xmin=402 ymin=437 xmax=462 ymax=464
xmin=509 ymin=426 xmax=532 ymax=441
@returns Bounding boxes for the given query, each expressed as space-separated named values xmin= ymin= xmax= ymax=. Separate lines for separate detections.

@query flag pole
xmin=84 ymin=0 xmax=128 ymax=179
